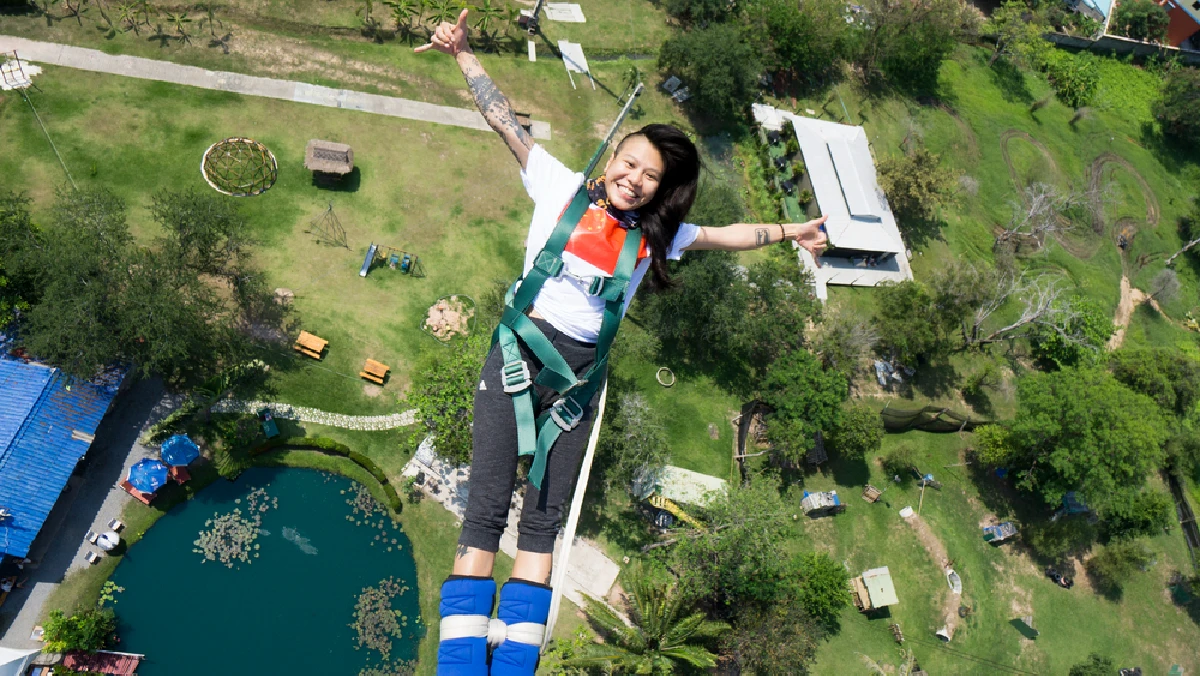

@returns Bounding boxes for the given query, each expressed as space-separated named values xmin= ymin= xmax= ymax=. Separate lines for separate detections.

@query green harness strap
xmin=493 ymin=186 xmax=643 ymax=489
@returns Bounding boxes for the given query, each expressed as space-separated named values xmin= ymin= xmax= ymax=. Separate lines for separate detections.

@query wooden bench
xmin=169 ymin=465 xmax=191 ymax=484
xmin=294 ymin=330 xmax=328 ymax=359
xmin=360 ymin=359 xmax=390 ymax=384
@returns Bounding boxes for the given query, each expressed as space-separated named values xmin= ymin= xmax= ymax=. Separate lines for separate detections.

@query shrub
xmin=43 ymin=608 xmax=116 ymax=653
xmin=1087 ymin=539 xmax=1154 ymax=595
xmin=1155 ymin=67 xmax=1200 ymax=150
xmin=253 ymin=436 xmax=403 ymax=513
xmin=881 ymin=443 xmax=917 ymax=477
xmin=1069 ymin=653 xmax=1115 ymax=676
xmin=659 ymin=24 xmax=761 ymax=122
xmin=828 ymin=403 xmax=884 ymax=461
xmin=1044 ymin=52 xmax=1100 ymax=108
xmin=877 ymin=146 xmax=958 ymax=227
xmin=1102 ymin=488 xmax=1173 ymax=539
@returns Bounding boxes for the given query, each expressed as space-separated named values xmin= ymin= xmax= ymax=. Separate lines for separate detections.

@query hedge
xmin=251 ymin=436 xmax=403 ymax=513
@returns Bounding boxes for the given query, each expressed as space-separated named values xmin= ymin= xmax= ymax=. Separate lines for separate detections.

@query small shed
xmin=801 ymin=490 xmax=844 ymax=516
xmin=304 ymin=140 xmax=354 ymax=177
xmin=852 ymin=566 xmax=899 ymax=611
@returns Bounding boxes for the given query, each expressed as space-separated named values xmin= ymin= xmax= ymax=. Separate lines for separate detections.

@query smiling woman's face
xmin=603 ymin=135 xmax=665 ymax=212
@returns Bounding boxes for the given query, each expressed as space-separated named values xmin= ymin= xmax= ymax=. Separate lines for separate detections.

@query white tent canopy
xmin=0 ymin=647 xmax=38 ymax=676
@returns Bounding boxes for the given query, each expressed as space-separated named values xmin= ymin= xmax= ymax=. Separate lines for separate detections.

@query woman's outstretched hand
xmin=414 ymin=8 xmax=471 ymax=55
xmin=784 ymin=215 xmax=829 ymax=261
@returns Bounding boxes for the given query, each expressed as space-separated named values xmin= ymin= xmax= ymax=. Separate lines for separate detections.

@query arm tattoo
xmin=461 ymin=55 xmax=533 ymax=162
xmin=755 ymin=227 xmax=770 ymax=247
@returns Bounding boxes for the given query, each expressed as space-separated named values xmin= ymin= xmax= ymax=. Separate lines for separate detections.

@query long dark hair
xmin=618 ymin=124 xmax=699 ymax=290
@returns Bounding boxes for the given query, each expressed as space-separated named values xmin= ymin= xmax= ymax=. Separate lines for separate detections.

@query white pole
xmin=542 ymin=383 xmax=608 ymax=650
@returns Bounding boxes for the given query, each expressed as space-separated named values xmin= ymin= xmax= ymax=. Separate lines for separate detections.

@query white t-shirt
xmin=520 ymin=144 xmax=700 ymax=343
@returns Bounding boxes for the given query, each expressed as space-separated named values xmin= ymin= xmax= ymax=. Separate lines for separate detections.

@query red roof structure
xmin=62 ymin=650 xmax=143 ymax=675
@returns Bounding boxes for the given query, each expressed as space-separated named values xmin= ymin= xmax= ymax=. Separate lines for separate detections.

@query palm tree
xmin=198 ymin=4 xmax=223 ymax=37
xmin=471 ymin=0 xmax=505 ymax=50
xmin=859 ymin=648 xmax=918 ymax=676
xmin=163 ymin=11 xmax=192 ymax=44
xmin=565 ymin=570 xmax=728 ymax=674
xmin=383 ymin=0 xmax=421 ymax=43
xmin=426 ymin=0 xmax=457 ymax=29
xmin=115 ymin=2 xmax=139 ymax=34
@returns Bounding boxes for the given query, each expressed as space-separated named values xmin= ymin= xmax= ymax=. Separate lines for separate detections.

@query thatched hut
xmin=304 ymin=140 xmax=354 ymax=179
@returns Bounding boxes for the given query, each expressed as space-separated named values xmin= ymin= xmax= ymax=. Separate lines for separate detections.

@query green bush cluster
xmin=1042 ymin=51 xmax=1100 ymax=108
xmin=253 ymin=437 xmax=403 ymax=513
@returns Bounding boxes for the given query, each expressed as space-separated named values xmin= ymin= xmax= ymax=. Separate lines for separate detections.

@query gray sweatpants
xmin=458 ymin=317 xmax=600 ymax=554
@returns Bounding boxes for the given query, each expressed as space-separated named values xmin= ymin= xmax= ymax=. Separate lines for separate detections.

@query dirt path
xmin=1089 ymin=152 xmax=1160 ymax=233
xmin=1109 ymin=275 xmax=1160 ymax=350
xmin=903 ymin=512 xmax=962 ymax=638
xmin=999 ymin=129 xmax=1061 ymax=191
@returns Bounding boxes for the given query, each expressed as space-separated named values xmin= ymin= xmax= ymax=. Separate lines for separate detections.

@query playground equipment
xmin=801 ymin=490 xmax=845 ymax=517
xmin=360 ymin=359 xmax=390 ymax=385
xmin=647 ymin=494 xmax=705 ymax=530
xmin=359 ymin=243 xmax=422 ymax=278
xmin=304 ymin=139 xmax=354 ymax=185
xmin=202 ymin=137 xmax=278 ymax=196
xmin=983 ymin=521 xmax=1018 ymax=544
xmin=307 ymin=202 xmax=348 ymax=248
xmin=258 ymin=407 xmax=280 ymax=438
xmin=293 ymin=331 xmax=327 ymax=359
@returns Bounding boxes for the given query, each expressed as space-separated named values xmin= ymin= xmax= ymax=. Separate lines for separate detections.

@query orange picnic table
xmin=360 ymin=359 xmax=390 ymax=384
xmin=294 ymin=331 xmax=328 ymax=359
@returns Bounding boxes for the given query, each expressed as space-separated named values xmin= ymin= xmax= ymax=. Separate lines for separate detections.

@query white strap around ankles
xmin=440 ymin=615 xmax=546 ymax=648
xmin=439 ymin=614 xmax=489 ymax=641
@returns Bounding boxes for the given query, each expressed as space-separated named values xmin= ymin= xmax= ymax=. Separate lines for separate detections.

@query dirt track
xmin=903 ymin=512 xmax=962 ymax=638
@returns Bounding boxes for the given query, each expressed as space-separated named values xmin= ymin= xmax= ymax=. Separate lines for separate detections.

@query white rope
xmin=542 ymin=382 xmax=608 ymax=651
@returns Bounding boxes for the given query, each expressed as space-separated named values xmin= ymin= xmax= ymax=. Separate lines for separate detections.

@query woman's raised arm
xmin=687 ymin=216 xmax=829 ymax=258
xmin=416 ymin=10 xmax=533 ymax=169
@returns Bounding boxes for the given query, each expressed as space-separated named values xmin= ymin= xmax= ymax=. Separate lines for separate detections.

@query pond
xmin=109 ymin=466 xmax=421 ymax=675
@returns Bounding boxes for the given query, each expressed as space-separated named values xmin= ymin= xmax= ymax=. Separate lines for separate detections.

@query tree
xmin=743 ymin=247 xmax=820 ymax=368
xmin=1005 ymin=367 xmax=1168 ymax=509
xmin=1110 ymin=347 xmax=1200 ymax=416
xmin=1111 ymin=0 xmax=1170 ymax=43
xmin=813 ymin=305 xmax=879 ymax=373
xmin=828 ymin=403 xmax=884 ymax=461
xmin=877 ymin=145 xmax=958 ymax=241
xmin=1102 ymin=487 xmax=1172 ymax=539
xmin=666 ymin=480 xmax=798 ymax=618
xmin=874 ymin=280 xmax=954 ymax=364
xmin=996 ymin=182 xmax=1097 ymax=249
xmin=1156 ymin=67 xmax=1200 ymax=150
xmin=720 ymin=599 xmax=823 ymax=674
xmin=688 ymin=177 xmax=745 ymax=229
xmin=198 ymin=4 xmax=222 ymax=36
xmin=658 ymin=24 xmax=761 ymax=122
xmin=745 ymin=0 xmax=855 ymax=84
xmin=882 ymin=442 xmax=918 ymax=476
xmin=408 ymin=331 xmax=489 ymax=464
xmin=1068 ymin=653 xmax=1116 ymax=676
xmin=854 ymin=0 xmax=977 ymax=93
xmin=1165 ymin=197 xmax=1200 ymax=265
xmin=641 ymin=250 xmax=751 ymax=368
xmin=761 ymin=349 xmax=848 ymax=465
xmin=0 ymin=193 xmax=35 ymax=320
xmin=1043 ymin=51 xmax=1100 ymax=108
xmin=1029 ymin=295 xmax=1112 ymax=369
xmin=1086 ymin=538 xmax=1154 ymax=597
xmin=793 ymin=551 xmax=851 ymax=629
xmin=986 ymin=0 xmax=1052 ymax=68
xmin=663 ymin=0 xmax=739 ymax=26
xmin=1149 ymin=268 xmax=1181 ymax=303
xmin=597 ymin=392 xmax=669 ymax=496
xmin=43 ymin=608 xmax=116 ymax=653
xmin=163 ymin=10 xmax=191 ymax=43
xmin=567 ymin=569 xmax=729 ymax=674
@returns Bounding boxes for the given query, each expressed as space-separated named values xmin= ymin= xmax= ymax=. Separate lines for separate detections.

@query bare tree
xmin=814 ymin=306 xmax=879 ymax=373
xmin=972 ymin=275 xmax=1088 ymax=347
xmin=996 ymin=182 xmax=1108 ymax=250
xmin=1165 ymin=236 xmax=1200 ymax=266
xmin=1149 ymin=269 xmax=1181 ymax=303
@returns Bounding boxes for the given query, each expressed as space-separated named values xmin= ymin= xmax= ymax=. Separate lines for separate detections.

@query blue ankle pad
xmin=437 ymin=577 xmax=495 ymax=676
xmin=489 ymin=581 xmax=552 ymax=676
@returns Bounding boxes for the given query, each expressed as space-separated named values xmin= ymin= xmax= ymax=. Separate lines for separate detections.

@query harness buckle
xmin=501 ymin=360 xmax=532 ymax=393
xmin=586 ymin=276 xmax=605 ymax=296
xmin=533 ymin=251 xmax=564 ymax=278
xmin=550 ymin=397 xmax=585 ymax=431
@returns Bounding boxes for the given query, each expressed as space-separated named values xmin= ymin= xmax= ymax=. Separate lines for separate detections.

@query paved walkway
xmin=210 ymin=399 xmax=416 ymax=431
xmin=0 ymin=378 xmax=171 ymax=649
xmin=0 ymin=36 xmax=551 ymax=140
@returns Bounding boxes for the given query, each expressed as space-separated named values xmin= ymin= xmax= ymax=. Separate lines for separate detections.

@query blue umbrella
xmin=128 ymin=458 xmax=169 ymax=493
xmin=160 ymin=434 xmax=200 ymax=467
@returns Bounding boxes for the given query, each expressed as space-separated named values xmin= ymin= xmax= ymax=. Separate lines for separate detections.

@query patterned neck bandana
xmin=586 ymin=175 xmax=640 ymax=229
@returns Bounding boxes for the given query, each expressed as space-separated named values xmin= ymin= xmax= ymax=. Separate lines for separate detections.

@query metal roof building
xmin=751 ymin=103 xmax=913 ymax=301
xmin=0 ymin=360 xmax=125 ymax=558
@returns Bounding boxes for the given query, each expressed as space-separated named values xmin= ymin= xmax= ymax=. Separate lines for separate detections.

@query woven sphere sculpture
xmin=201 ymin=137 xmax=278 ymax=196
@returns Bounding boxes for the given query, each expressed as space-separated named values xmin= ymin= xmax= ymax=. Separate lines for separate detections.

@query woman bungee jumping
xmin=417 ymin=12 xmax=828 ymax=675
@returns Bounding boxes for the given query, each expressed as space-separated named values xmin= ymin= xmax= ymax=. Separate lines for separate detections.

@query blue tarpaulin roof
xmin=160 ymin=434 xmax=200 ymax=467
xmin=0 ymin=360 xmax=124 ymax=558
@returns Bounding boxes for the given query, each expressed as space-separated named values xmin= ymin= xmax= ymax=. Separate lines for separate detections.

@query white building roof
xmin=0 ymin=647 xmax=38 ymax=676
xmin=862 ymin=566 xmax=900 ymax=607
